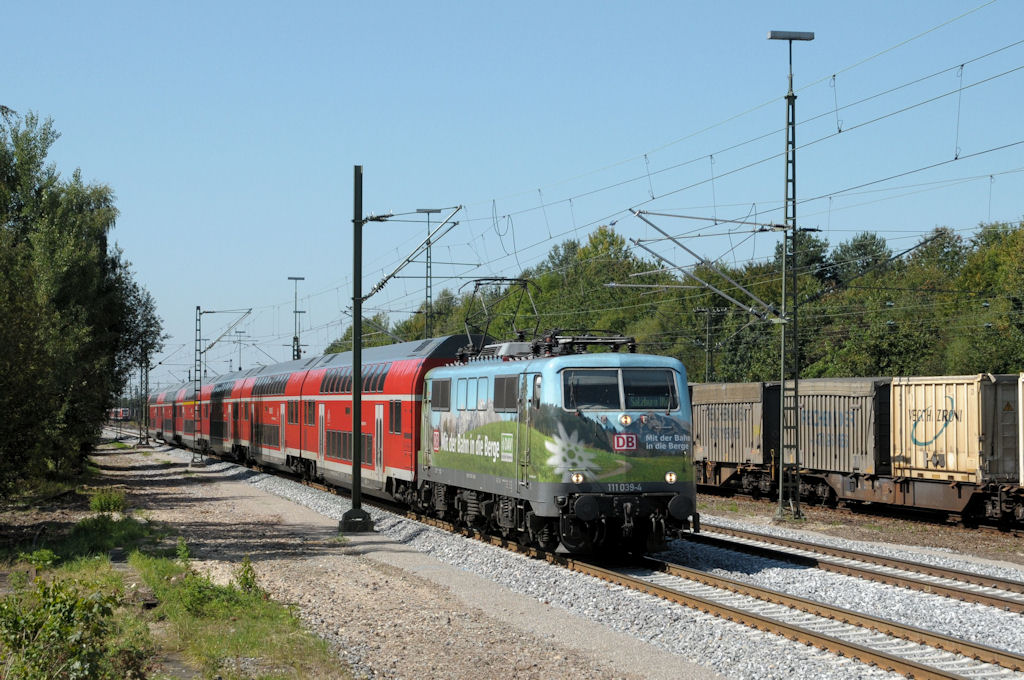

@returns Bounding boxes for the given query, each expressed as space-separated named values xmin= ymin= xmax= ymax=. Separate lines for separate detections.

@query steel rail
xmin=692 ymin=523 xmax=1024 ymax=612
xmin=642 ymin=556 xmax=1024 ymax=672
xmin=399 ymin=512 xmax=1010 ymax=678
xmin=563 ymin=559 xmax=975 ymax=680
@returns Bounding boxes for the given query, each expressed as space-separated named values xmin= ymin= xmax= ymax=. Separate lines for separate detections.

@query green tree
xmin=0 ymin=112 xmax=160 ymax=495
xmin=828 ymin=232 xmax=893 ymax=286
xmin=325 ymin=312 xmax=397 ymax=353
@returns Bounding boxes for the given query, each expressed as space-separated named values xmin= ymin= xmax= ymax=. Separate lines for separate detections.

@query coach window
xmin=467 ymin=378 xmax=479 ymax=411
xmin=305 ymin=400 xmax=315 ymax=426
xmin=456 ymin=378 xmax=468 ymax=411
xmin=430 ymin=379 xmax=451 ymax=411
xmin=532 ymin=375 xmax=542 ymax=410
xmin=389 ymin=400 xmax=402 ymax=434
xmin=494 ymin=375 xmax=518 ymax=412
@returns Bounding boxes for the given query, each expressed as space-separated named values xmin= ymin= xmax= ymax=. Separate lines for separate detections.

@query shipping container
xmin=891 ymin=374 xmax=1019 ymax=484
xmin=1018 ymin=372 xmax=1024 ymax=486
xmin=691 ymin=382 xmax=774 ymax=465
xmin=789 ymin=378 xmax=891 ymax=476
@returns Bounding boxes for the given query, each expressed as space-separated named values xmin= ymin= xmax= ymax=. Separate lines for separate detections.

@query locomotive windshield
xmin=562 ymin=368 xmax=679 ymax=411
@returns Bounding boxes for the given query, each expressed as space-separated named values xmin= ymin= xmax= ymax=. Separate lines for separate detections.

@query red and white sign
xmin=613 ymin=433 xmax=637 ymax=451
xmin=432 ymin=429 xmax=441 ymax=452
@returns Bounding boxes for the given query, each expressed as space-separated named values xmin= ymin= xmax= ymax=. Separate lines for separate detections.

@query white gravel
xmin=165 ymin=449 xmax=912 ymax=680
xmin=147 ymin=442 xmax=1024 ymax=679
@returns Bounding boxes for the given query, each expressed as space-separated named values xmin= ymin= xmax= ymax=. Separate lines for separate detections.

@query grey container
xmin=788 ymin=377 xmax=891 ymax=476
xmin=691 ymin=382 xmax=774 ymax=466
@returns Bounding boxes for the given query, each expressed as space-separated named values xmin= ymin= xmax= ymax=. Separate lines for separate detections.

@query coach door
xmin=279 ymin=402 xmax=286 ymax=452
xmin=318 ymin=403 xmax=325 ymax=466
xmin=251 ymin=402 xmax=260 ymax=453
xmin=374 ymin=403 xmax=384 ymax=478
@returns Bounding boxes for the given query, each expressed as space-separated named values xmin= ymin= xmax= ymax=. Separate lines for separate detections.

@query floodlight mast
xmin=769 ymin=29 xmax=814 ymax=521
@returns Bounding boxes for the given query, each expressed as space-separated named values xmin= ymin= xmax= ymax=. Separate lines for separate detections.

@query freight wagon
xmin=692 ymin=374 xmax=1024 ymax=525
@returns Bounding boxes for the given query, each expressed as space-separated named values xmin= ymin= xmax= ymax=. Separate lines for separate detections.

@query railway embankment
xmin=2 ymin=438 xmax=715 ymax=679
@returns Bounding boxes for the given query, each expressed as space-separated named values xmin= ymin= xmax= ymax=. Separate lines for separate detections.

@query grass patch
xmin=131 ymin=550 xmax=344 ymax=678
xmin=90 ymin=489 xmax=126 ymax=513
xmin=4 ymin=514 xmax=169 ymax=568
xmin=0 ymin=561 xmax=152 ymax=679
xmin=3 ymin=516 xmax=347 ymax=679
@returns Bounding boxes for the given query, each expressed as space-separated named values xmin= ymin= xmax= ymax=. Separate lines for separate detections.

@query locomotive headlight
xmin=665 ymin=471 xmax=678 ymax=484
xmin=570 ymin=472 xmax=584 ymax=484
xmin=619 ymin=414 xmax=632 ymax=426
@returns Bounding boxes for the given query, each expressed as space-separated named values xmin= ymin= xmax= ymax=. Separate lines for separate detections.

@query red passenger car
xmin=157 ymin=336 xmax=474 ymax=502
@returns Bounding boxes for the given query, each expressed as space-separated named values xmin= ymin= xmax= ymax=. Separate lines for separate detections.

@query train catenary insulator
xmin=149 ymin=334 xmax=702 ymax=555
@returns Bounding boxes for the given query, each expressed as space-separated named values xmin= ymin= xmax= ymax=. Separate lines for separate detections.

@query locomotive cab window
xmin=494 ymin=375 xmax=518 ymax=412
xmin=563 ymin=369 xmax=620 ymax=410
xmin=562 ymin=369 xmax=679 ymax=411
xmin=623 ymin=369 xmax=678 ymax=411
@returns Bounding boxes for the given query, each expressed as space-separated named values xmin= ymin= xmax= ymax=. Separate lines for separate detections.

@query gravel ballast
xmin=111 ymin=443 xmax=1024 ymax=679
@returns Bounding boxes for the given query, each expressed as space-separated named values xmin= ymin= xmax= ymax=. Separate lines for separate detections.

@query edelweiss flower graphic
xmin=544 ymin=422 xmax=596 ymax=478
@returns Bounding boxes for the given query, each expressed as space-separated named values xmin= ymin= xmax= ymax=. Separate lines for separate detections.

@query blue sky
xmin=7 ymin=1 xmax=1023 ymax=388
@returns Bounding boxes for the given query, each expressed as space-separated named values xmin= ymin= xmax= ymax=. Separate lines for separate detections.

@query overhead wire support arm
xmin=630 ymin=210 xmax=781 ymax=322
xmin=362 ymin=206 xmax=461 ymax=302
xmin=639 ymin=211 xmax=781 ymax=231
xmin=203 ymin=309 xmax=252 ymax=354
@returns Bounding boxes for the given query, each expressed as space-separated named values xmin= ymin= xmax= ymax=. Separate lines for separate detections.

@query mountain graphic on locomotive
xmin=149 ymin=332 xmax=700 ymax=554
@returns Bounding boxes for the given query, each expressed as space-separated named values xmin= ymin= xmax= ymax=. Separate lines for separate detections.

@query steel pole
xmin=341 ymin=165 xmax=374 ymax=532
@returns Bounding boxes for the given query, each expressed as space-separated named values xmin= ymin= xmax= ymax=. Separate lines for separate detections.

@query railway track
xmin=408 ymin=515 xmax=1024 ymax=679
xmin=697 ymin=489 xmax=1024 ymax=537
xmin=151 ymin=441 xmax=1024 ymax=678
xmin=691 ymin=522 xmax=1024 ymax=613
xmin=393 ymin=506 xmax=1024 ymax=679
xmin=586 ymin=557 xmax=1024 ymax=680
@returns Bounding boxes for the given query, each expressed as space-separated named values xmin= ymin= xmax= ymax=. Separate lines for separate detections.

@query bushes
xmin=0 ymin=577 xmax=145 ymax=679
xmin=88 ymin=490 xmax=125 ymax=514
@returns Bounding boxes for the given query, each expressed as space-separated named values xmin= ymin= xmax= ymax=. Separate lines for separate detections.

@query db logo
xmin=613 ymin=433 xmax=637 ymax=451
xmin=432 ymin=429 xmax=441 ymax=452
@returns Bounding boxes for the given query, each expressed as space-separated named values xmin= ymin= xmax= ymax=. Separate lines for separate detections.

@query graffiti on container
xmin=798 ymin=408 xmax=857 ymax=450
xmin=702 ymin=404 xmax=746 ymax=441
xmin=812 ymin=431 xmax=849 ymax=449
xmin=800 ymin=408 xmax=858 ymax=427
xmin=910 ymin=395 xmax=960 ymax=446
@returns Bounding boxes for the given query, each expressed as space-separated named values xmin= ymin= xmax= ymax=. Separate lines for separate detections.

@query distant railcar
xmin=692 ymin=374 xmax=1024 ymax=524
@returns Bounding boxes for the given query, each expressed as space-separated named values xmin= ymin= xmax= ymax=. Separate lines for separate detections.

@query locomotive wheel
xmin=531 ymin=521 xmax=558 ymax=552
